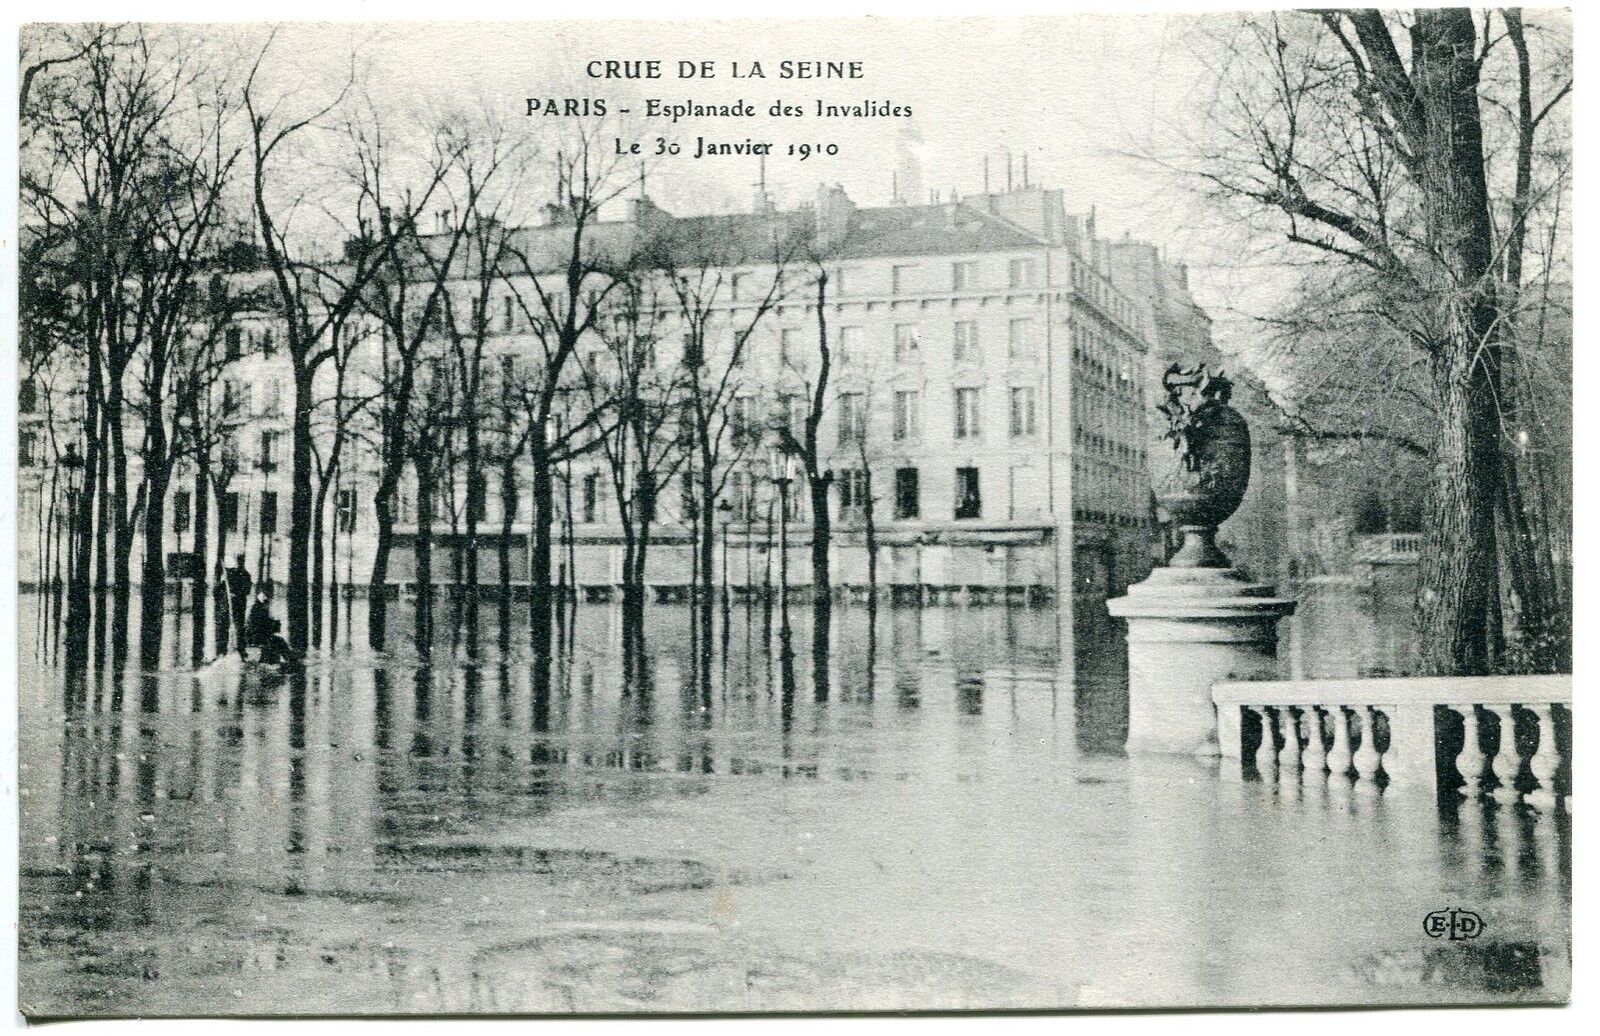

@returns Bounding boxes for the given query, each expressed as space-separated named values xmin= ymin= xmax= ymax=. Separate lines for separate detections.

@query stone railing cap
xmin=1211 ymin=673 xmax=1572 ymax=706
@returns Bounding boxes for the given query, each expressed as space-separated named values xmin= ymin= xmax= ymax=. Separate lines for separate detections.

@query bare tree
xmin=22 ymin=25 xmax=235 ymax=667
xmin=581 ymin=270 xmax=690 ymax=621
xmin=1180 ymin=9 xmax=1571 ymax=674
xmin=502 ymin=132 xmax=637 ymax=659
xmin=243 ymin=41 xmax=457 ymax=653
xmin=646 ymin=210 xmax=804 ymax=663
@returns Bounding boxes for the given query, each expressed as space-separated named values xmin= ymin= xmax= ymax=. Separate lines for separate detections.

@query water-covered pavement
xmin=17 ymin=588 xmax=1570 ymax=1015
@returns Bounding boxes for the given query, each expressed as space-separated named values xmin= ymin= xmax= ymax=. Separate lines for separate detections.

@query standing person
xmin=225 ymin=553 xmax=252 ymax=656
xmin=247 ymin=583 xmax=293 ymax=667
xmin=211 ymin=563 xmax=232 ymax=658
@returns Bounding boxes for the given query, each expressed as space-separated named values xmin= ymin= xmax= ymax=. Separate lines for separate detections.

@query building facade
xmin=20 ymin=182 xmax=1273 ymax=604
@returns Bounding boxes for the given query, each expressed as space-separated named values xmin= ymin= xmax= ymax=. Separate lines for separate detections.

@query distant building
xmin=19 ymin=181 xmax=1289 ymax=603
xmin=1105 ymin=236 xmax=1290 ymax=584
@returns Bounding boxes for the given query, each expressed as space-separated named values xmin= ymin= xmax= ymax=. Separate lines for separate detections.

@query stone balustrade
xmin=1212 ymin=675 xmax=1571 ymax=810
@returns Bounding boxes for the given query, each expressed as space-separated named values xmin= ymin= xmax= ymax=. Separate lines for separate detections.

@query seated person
xmin=246 ymin=584 xmax=294 ymax=666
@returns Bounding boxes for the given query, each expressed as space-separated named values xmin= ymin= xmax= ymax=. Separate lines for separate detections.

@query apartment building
xmin=20 ymin=182 xmax=1235 ymax=602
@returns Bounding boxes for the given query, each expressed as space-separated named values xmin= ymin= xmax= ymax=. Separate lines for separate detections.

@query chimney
xmin=814 ymin=183 xmax=855 ymax=247
xmin=631 ymin=195 xmax=666 ymax=225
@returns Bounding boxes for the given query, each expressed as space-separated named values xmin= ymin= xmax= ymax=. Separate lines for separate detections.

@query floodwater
xmin=16 ymin=584 xmax=1570 ymax=1015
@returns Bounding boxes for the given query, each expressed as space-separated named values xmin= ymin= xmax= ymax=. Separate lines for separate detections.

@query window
xmin=894 ymin=324 xmax=920 ymax=364
xmin=503 ymin=295 xmax=515 ymax=333
xmin=1008 ymin=257 xmax=1039 ymax=289
xmin=173 ymin=491 xmax=191 ymax=534
xmin=582 ymin=472 xmax=600 ymax=523
xmin=780 ymin=327 xmax=803 ymax=367
xmin=336 ymin=487 xmax=358 ymax=533
xmin=1010 ymin=386 xmax=1038 ymax=437
xmin=680 ymin=470 xmax=696 ymax=517
xmin=893 ymin=390 xmax=921 ymax=441
xmin=953 ymin=320 xmax=980 ymax=364
xmin=952 ymin=260 xmax=977 ymax=291
xmin=19 ymin=378 xmax=37 ymax=414
xmin=838 ymin=326 xmax=862 ymax=367
xmin=954 ymin=467 xmax=982 ymax=520
xmin=260 ymin=326 xmax=277 ymax=357
xmin=837 ymin=468 xmax=869 ymax=512
xmin=834 ymin=267 xmax=851 ymax=296
xmin=730 ymin=396 xmax=754 ymax=444
xmin=894 ymin=467 xmax=920 ymax=519
xmin=837 ymin=392 xmax=865 ymax=446
xmin=258 ymin=430 xmax=278 ymax=469
xmin=728 ymin=471 xmax=750 ymax=521
xmin=225 ymin=325 xmax=243 ymax=360
xmin=224 ymin=378 xmax=252 ymax=418
xmin=260 ymin=491 xmax=279 ymax=535
xmin=1008 ymin=317 xmax=1037 ymax=361
xmin=221 ymin=492 xmax=240 ymax=533
xmin=954 ymin=387 xmax=981 ymax=439
xmin=891 ymin=264 xmax=916 ymax=295
xmin=264 ymin=379 xmax=283 ymax=419
xmin=777 ymin=393 xmax=802 ymax=435
xmin=18 ymin=429 xmax=38 ymax=467
xmin=468 ymin=473 xmax=488 ymax=524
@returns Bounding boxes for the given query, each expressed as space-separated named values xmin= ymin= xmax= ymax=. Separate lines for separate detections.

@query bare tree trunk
xmin=497 ymin=456 xmax=517 ymax=651
xmin=286 ymin=367 xmax=315 ymax=654
xmin=139 ymin=460 xmax=169 ymax=671
xmin=311 ymin=476 xmax=331 ymax=649
xmin=107 ymin=384 xmax=131 ymax=662
xmin=1410 ymin=10 xmax=1514 ymax=675
xmin=530 ymin=439 xmax=555 ymax=659
xmin=369 ymin=500 xmax=395 ymax=650
xmin=415 ymin=466 xmax=435 ymax=652
xmin=191 ymin=452 xmax=211 ymax=666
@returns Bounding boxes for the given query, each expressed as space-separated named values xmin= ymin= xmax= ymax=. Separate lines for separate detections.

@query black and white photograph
xmin=6 ymin=3 xmax=1577 ymax=1019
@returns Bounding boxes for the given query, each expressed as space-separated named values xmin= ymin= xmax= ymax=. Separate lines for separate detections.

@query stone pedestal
xmin=1107 ymin=566 xmax=1296 ymax=756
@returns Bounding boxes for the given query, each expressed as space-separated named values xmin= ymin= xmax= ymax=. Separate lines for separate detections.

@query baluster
xmin=1370 ymin=705 xmax=1392 ymax=782
xmin=1524 ymin=704 xmax=1561 ymax=812
xmin=1300 ymin=705 xmax=1327 ymax=780
xmin=1352 ymin=705 xmax=1381 ymax=784
xmin=1487 ymin=703 xmax=1524 ymax=803
xmin=1277 ymin=706 xmax=1303 ymax=777
xmin=1326 ymin=705 xmax=1353 ymax=779
xmin=1452 ymin=703 xmax=1487 ymax=799
xmin=1252 ymin=705 xmax=1278 ymax=784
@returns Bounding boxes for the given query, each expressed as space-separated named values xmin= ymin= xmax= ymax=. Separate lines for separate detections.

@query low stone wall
xmin=1212 ymin=674 xmax=1572 ymax=809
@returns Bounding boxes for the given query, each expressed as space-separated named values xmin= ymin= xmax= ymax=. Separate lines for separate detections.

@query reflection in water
xmin=16 ymin=586 xmax=1567 ymax=1015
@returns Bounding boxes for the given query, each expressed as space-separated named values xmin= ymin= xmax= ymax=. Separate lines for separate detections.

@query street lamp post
xmin=60 ymin=443 xmax=84 ymax=601
xmin=768 ymin=447 xmax=794 ymax=621
xmin=716 ymin=498 xmax=732 ymax=607
xmin=258 ymin=454 xmax=277 ymax=586
xmin=743 ymin=470 xmax=755 ymax=605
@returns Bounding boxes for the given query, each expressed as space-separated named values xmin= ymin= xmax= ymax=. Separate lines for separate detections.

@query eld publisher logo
xmin=1425 ymin=908 xmax=1484 ymax=941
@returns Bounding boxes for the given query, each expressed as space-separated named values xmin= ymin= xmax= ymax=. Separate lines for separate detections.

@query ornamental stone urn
xmin=1107 ymin=364 xmax=1296 ymax=756
xmin=1149 ymin=364 xmax=1252 ymax=568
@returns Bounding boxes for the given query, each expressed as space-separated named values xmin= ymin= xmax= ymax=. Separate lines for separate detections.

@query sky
xmin=250 ymin=15 xmax=1237 ymax=304
xmin=58 ymin=9 xmax=1570 ymax=387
